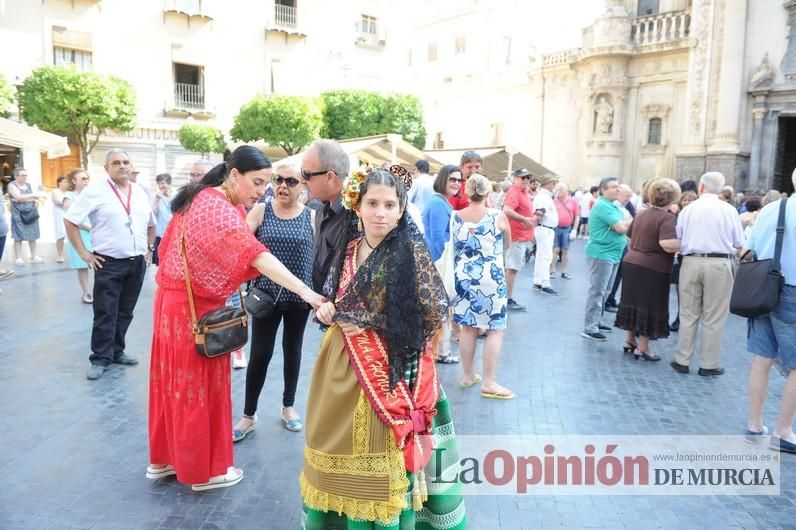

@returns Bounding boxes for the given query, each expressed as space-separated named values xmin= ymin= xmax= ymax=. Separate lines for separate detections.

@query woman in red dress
xmin=146 ymin=146 xmax=324 ymax=491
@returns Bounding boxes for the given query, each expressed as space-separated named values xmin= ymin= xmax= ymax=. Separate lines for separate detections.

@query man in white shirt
xmin=65 ymin=149 xmax=156 ymax=380
xmin=671 ymin=171 xmax=744 ymax=377
xmin=407 ymin=160 xmax=435 ymax=213
xmin=532 ymin=174 xmax=559 ymax=295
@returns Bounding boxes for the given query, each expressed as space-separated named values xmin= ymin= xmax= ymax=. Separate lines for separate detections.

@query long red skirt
xmin=148 ymin=287 xmax=233 ymax=485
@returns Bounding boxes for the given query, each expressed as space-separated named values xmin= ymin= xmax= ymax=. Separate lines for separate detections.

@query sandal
xmin=281 ymin=407 xmax=303 ymax=432
xmin=561 ymin=273 xmax=572 ymax=280
xmin=146 ymin=464 xmax=176 ymax=480
xmin=437 ymin=353 xmax=460 ymax=364
xmin=82 ymin=293 xmax=93 ymax=304
xmin=480 ymin=386 xmax=516 ymax=400
xmin=458 ymin=374 xmax=482 ymax=388
xmin=191 ymin=467 xmax=244 ymax=491
xmin=232 ymin=414 xmax=257 ymax=442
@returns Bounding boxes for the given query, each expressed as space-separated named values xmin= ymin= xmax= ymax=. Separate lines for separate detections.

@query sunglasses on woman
xmin=448 ymin=177 xmax=462 ymax=183
xmin=274 ymin=175 xmax=300 ymax=188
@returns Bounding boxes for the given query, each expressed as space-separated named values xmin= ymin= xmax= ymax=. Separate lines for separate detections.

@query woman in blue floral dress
xmin=451 ymin=174 xmax=515 ymax=399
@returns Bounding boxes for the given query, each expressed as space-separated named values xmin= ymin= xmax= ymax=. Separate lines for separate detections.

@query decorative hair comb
xmin=389 ymin=164 xmax=412 ymax=190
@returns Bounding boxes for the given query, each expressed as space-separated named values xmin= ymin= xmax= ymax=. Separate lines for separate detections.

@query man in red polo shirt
xmin=502 ymin=168 xmax=536 ymax=311
xmin=449 ymin=150 xmax=482 ymax=210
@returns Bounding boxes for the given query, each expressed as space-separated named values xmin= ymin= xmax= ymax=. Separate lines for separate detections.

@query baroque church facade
xmin=532 ymin=0 xmax=796 ymax=193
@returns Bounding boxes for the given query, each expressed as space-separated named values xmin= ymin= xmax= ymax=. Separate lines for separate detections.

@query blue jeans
xmin=748 ymin=285 xmax=796 ymax=370
xmin=0 ymin=235 xmax=5 ymax=262
xmin=553 ymin=226 xmax=571 ymax=250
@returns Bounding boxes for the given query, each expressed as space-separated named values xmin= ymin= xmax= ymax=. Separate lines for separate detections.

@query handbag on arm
xmin=729 ymin=198 xmax=788 ymax=318
xmin=179 ymin=220 xmax=249 ymax=358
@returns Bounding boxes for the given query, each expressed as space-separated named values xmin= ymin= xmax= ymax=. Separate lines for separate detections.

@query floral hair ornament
xmin=342 ymin=169 xmax=368 ymax=210
xmin=389 ymin=164 xmax=413 ymax=191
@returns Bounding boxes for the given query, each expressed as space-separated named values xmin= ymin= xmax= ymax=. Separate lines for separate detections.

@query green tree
xmin=320 ymin=90 xmax=426 ymax=149
xmin=230 ymin=94 xmax=321 ymax=155
xmin=17 ymin=66 xmax=137 ymax=168
xmin=0 ymin=74 xmax=14 ymax=118
xmin=178 ymin=123 xmax=225 ymax=158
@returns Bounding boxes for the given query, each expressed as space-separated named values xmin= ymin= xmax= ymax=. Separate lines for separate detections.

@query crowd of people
xmin=0 ymin=139 xmax=794 ymax=528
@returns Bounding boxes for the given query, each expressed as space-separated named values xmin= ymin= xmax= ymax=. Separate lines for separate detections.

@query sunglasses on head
xmin=300 ymin=168 xmax=331 ymax=180
xmin=274 ymin=175 xmax=300 ymax=188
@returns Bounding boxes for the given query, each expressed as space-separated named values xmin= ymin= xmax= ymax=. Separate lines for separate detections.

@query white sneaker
xmin=14 ymin=258 xmax=25 ymax=266
xmin=231 ymin=348 xmax=248 ymax=369
xmin=30 ymin=256 xmax=44 ymax=264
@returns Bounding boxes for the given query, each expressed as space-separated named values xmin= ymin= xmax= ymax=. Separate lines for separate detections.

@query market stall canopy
xmin=425 ymin=147 xmax=556 ymax=181
xmin=272 ymin=134 xmax=444 ymax=173
xmin=0 ymin=117 xmax=70 ymax=159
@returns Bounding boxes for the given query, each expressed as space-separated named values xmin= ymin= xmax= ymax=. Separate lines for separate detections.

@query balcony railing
xmin=274 ymin=4 xmax=297 ymax=29
xmin=632 ymin=11 xmax=690 ymax=46
xmin=542 ymin=49 xmax=578 ymax=68
xmin=174 ymin=83 xmax=205 ymax=110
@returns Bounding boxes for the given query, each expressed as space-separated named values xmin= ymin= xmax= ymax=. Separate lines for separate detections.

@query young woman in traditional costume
xmin=301 ymin=168 xmax=467 ymax=529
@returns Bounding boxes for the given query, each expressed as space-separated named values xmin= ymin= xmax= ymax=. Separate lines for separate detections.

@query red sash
xmin=341 ymin=328 xmax=438 ymax=473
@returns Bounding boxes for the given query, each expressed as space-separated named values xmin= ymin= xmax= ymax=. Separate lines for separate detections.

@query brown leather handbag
xmin=180 ymin=222 xmax=249 ymax=358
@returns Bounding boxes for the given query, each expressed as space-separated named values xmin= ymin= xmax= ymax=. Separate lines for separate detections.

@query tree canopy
xmin=178 ymin=123 xmax=225 ymax=158
xmin=320 ymin=90 xmax=426 ymax=149
xmin=230 ymin=94 xmax=321 ymax=155
xmin=17 ymin=66 xmax=137 ymax=168
xmin=0 ymin=74 xmax=14 ymax=118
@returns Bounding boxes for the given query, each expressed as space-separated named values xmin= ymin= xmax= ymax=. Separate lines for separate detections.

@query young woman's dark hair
xmin=358 ymin=168 xmax=408 ymax=209
xmin=171 ymin=145 xmax=271 ymax=214
xmin=433 ymin=164 xmax=460 ymax=195
xmin=680 ymin=180 xmax=698 ymax=193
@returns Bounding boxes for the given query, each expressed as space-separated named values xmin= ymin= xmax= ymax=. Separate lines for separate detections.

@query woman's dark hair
xmin=56 ymin=175 xmax=66 ymax=186
xmin=432 ymin=164 xmax=460 ymax=195
xmin=680 ymin=180 xmax=698 ymax=193
xmin=356 ymin=168 xmax=407 ymax=209
xmin=745 ymin=195 xmax=762 ymax=212
xmin=171 ymin=146 xmax=271 ymax=214
xmin=589 ymin=185 xmax=599 ymax=194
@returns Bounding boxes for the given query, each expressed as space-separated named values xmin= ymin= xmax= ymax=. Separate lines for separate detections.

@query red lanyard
xmin=108 ymin=179 xmax=131 ymax=216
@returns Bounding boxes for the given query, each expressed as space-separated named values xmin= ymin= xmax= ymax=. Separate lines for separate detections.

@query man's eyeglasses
xmin=188 ymin=172 xmax=204 ymax=179
xmin=521 ymin=176 xmax=531 ymax=180
xmin=274 ymin=175 xmax=300 ymax=188
xmin=448 ymin=177 xmax=462 ymax=183
xmin=300 ymin=168 xmax=331 ymax=180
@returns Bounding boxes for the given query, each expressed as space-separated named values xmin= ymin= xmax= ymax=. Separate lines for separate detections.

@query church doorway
xmin=774 ymin=116 xmax=796 ymax=194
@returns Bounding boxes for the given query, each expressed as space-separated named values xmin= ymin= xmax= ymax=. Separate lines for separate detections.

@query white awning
xmin=0 ymin=117 xmax=70 ymax=159
xmin=425 ymin=146 xmax=556 ymax=181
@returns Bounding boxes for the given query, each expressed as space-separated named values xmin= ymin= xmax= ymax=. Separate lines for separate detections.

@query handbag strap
xmin=179 ymin=218 xmax=200 ymax=333
xmin=772 ymin=198 xmax=789 ymax=272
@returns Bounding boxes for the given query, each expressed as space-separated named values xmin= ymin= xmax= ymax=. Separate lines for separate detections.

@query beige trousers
xmin=674 ymin=256 xmax=735 ymax=369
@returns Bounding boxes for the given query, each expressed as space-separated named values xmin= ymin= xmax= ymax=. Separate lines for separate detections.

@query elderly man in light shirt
xmin=670 ymin=171 xmax=744 ymax=377
xmin=532 ymin=174 xmax=559 ymax=295
xmin=744 ymin=169 xmax=796 ymax=454
xmin=65 ymin=149 xmax=156 ymax=380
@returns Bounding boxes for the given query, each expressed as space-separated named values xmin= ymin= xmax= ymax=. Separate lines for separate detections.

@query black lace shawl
xmin=325 ymin=210 xmax=448 ymax=388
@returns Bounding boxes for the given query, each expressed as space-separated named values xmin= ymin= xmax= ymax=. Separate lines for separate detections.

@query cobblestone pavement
xmin=0 ymin=241 xmax=794 ymax=529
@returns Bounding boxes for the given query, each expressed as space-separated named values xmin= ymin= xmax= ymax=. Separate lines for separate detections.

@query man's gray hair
xmin=192 ymin=159 xmax=215 ymax=169
xmin=104 ymin=148 xmax=130 ymax=165
xmin=598 ymin=176 xmax=618 ymax=192
xmin=699 ymin=171 xmax=725 ymax=194
xmin=312 ymin=139 xmax=349 ymax=179
xmin=12 ymin=167 xmax=26 ymax=177
xmin=791 ymin=167 xmax=796 ymax=191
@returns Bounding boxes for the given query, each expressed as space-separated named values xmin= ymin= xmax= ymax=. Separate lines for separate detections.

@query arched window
xmin=638 ymin=0 xmax=659 ymax=16
xmin=648 ymin=118 xmax=662 ymax=145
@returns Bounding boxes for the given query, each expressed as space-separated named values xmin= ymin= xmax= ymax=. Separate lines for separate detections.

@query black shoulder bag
xmin=730 ymin=199 xmax=788 ymax=318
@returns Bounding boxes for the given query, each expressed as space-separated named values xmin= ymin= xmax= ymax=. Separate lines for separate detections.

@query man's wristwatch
xmin=147 ymin=244 xmax=156 ymax=252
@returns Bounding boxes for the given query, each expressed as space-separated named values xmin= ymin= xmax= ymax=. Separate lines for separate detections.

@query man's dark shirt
xmin=312 ymin=195 xmax=348 ymax=293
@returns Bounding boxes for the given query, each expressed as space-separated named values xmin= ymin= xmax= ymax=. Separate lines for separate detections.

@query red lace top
xmin=156 ymin=188 xmax=268 ymax=300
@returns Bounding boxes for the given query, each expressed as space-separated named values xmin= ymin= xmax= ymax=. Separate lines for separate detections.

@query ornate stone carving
xmin=593 ymin=96 xmax=614 ymax=135
xmin=783 ymin=1 xmax=796 ymax=80
xmin=687 ymin=0 xmax=714 ymax=139
xmin=589 ymin=63 xmax=627 ymax=90
xmin=750 ymin=53 xmax=775 ymax=89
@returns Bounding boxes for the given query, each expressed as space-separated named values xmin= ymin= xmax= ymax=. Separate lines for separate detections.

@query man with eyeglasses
xmin=301 ymin=140 xmax=351 ymax=293
xmin=449 ymin=150 xmax=482 ymax=210
xmin=188 ymin=159 xmax=214 ymax=184
xmin=502 ymin=168 xmax=536 ymax=311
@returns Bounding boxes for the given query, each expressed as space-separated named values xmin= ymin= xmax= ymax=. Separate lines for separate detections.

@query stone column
xmin=748 ymin=103 xmax=767 ymax=191
xmin=682 ymin=0 xmax=715 ymax=151
xmin=782 ymin=0 xmax=796 ymax=80
xmin=710 ymin=0 xmax=748 ymax=151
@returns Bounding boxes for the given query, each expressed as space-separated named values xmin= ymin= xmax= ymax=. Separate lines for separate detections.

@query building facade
xmin=415 ymin=0 xmax=796 ymax=194
xmin=0 ymin=0 xmax=403 ymax=188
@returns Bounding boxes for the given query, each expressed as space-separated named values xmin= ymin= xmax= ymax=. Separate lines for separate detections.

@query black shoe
xmin=113 ymin=353 xmax=139 ymax=366
xmin=604 ymin=305 xmax=619 ymax=313
xmin=507 ymin=299 xmax=526 ymax=311
xmin=698 ymin=367 xmax=725 ymax=376
xmin=581 ymin=331 xmax=607 ymax=341
xmin=669 ymin=318 xmax=680 ymax=332
xmin=597 ymin=324 xmax=612 ymax=333
xmin=533 ymin=284 xmax=542 ymax=291
xmin=86 ymin=364 xmax=106 ymax=380
xmin=541 ymin=287 xmax=559 ymax=296
xmin=670 ymin=361 xmax=689 ymax=374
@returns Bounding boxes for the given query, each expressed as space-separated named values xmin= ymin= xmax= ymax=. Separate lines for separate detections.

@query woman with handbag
xmin=232 ymin=163 xmax=315 ymax=441
xmin=146 ymin=146 xmax=324 ymax=492
xmin=8 ymin=167 xmax=44 ymax=265
xmin=304 ymin=168 xmax=466 ymax=529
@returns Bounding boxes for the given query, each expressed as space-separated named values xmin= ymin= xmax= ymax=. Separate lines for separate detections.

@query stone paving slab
xmin=0 ymin=241 xmax=793 ymax=529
